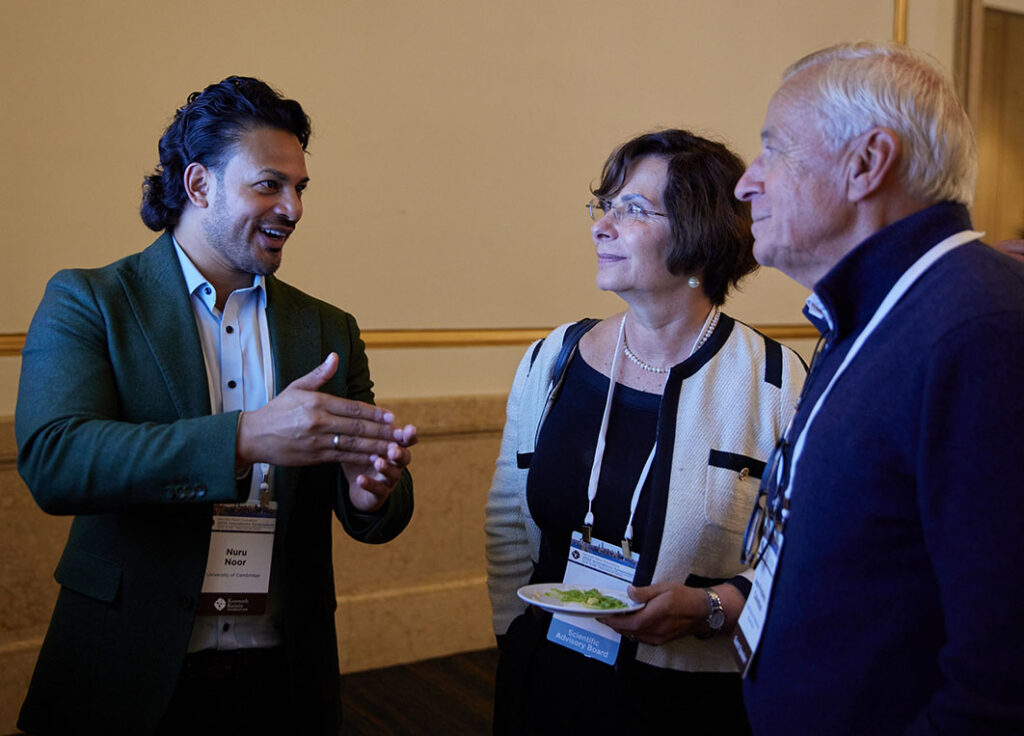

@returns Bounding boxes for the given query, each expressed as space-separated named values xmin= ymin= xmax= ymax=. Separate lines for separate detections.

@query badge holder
xmin=198 ymin=464 xmax=276 ymax=615
xmin=733 ymin=522 xmax=783 ymax=675
xmin=547 ymin=531 xmax=640 ymax=665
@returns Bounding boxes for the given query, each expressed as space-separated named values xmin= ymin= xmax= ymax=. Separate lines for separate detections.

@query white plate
xmin=516 ymin=583 xmax=644 ymax=616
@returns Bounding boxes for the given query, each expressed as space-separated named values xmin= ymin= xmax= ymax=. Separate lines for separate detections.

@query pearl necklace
xmin=621 ymin=307 xmax=720 ymax=374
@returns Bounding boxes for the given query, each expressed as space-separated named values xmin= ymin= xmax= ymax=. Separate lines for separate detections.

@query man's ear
xmin=846 ymin=127 xmax=900 ymax=202
xmin=183 ymin=162 xmax=213 ymax=208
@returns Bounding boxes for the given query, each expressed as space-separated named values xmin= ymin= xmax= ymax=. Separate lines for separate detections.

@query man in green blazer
xmin=15 ymin=77 xmax=415 ymax=736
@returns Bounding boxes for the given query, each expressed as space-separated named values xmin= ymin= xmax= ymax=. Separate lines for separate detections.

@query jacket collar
xmin=804 ymin=202 xmax=974 ymax=343
xmin=120 ymin=232 xmax=212 ymax=418
xmin=263 ymin=275 xmax=320 ymax=397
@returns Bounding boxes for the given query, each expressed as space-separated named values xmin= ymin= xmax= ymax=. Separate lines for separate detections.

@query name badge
xmin=198 ymin=503 xmax=276 ymax=615
xmin=733 ymin=525 xmax=783 ymax=676
xmin=546 ymin=531 xmax=639 ymax=666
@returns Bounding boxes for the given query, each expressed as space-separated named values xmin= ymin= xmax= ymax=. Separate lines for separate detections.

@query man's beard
xmin=202 ymin=205 xmax=285 ymax=278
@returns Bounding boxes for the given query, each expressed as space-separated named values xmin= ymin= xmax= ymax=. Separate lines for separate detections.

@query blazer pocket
xmin=54 ymin=546 xmax=122 ymax=604
xmin=703 ymin=450 xmax=765 ymax=534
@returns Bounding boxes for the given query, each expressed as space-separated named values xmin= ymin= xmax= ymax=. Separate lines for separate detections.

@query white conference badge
xmin=198 ymin=464 xmax=277 ymax=615
xmin=198 ymin=501 xmax=276 ymax=615
xmin=733 ymin=525 xmax=782 ymax=676
xmin=547 ymin=532 xmax=639 ymax=664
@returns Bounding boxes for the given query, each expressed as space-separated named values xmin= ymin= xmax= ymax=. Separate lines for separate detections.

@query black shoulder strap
xmin=552 ymin=317 xmax=599 ymax=386
xmin=528 ymin=339 xmax=545 ymax=370
xmin=516 ymin=318 xmax=599 ymax=470
xmin=527 ymin=317 xmax=600 ymax=375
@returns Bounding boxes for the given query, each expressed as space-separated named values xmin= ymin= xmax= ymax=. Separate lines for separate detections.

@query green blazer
xmin=15 ymin=233 xmax=413 ymax=735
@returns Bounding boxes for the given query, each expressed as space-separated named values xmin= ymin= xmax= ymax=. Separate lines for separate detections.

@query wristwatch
xmin=696 ymin=588 xmax=725 ymax=639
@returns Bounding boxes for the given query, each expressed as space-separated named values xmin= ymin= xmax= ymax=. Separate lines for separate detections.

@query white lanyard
xmin=255 ymin=302 xmax=275 ymax=508
xmin=783 ymin=229 xmax=982 ymax=512
xmin=582 ymin=307 xmax=717 ymax=550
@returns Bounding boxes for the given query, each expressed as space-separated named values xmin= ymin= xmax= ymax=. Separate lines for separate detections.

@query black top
xmin=527 ymin=353 xmax=659 ymax=584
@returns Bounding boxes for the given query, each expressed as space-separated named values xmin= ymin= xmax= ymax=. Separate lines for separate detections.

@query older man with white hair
xmin=733 ymin=42 xmax=1024 ymax=734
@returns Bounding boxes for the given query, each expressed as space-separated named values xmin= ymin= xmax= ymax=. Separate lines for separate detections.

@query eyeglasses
xmin=587 ymin=198 xmax=668 ymax=224
xmin=741 ymin=436 xmax=789 ymax=566
xmin=742 ymin=334 xmax=829 ymax=566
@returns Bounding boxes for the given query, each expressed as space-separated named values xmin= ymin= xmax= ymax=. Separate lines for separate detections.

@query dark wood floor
xmin=3 ymin=649 xmax=499 ymax=736
xmin=340 ymin=648 xmax=499 ymax=734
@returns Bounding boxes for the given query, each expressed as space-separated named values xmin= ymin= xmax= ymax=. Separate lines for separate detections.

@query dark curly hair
xmin=591 ymin=129 xmax=755 ymax=306
xmin=140 ymin=76 xmax=311 ymax=231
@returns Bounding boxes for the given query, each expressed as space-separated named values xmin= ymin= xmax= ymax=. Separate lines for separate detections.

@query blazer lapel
xmin=264 ymin=276 xmax=322 ymax=523
xmin=264 ymin=276 xmax=321 ymax=396
xmin=120 ymin=232 xmax=212 ymax=419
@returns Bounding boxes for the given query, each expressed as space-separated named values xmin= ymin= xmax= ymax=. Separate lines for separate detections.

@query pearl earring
xmin=687 ymin=276 xmax=701 ymax=289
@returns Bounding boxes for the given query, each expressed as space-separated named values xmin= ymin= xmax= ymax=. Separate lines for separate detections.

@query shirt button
xmin=223 ymin=623 xmax=231 ymax=632
xmin=204 ymin=287 xmax=212 ymax=296
xmin=225 ymin=325 xmax=234 ymax=334
xmin=227 ymin=380 xmax=237 ymax=389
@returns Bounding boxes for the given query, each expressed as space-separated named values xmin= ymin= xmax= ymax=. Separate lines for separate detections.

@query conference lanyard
xmin=254 ymin=302 xmax=274 ymax=508
xmin=582 ymin=314 xmax=652 ymax=554
xmin=582 ymin=307 xmax=718 ymax=553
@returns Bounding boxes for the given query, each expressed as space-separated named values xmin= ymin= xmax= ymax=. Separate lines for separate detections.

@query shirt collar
xmin=172 ymin=236 xmax=266 ymax=312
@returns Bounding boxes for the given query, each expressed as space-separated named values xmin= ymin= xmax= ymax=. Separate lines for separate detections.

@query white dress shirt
xmin=173 ymin=240 xmax=285 ymax=652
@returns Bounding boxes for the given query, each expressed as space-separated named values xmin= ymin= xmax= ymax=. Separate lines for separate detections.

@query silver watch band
xmin=696 ymin=587 xmax=725 ymax=639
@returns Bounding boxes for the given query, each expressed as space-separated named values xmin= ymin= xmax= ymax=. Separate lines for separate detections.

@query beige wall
xmin=0 ymin=0 xmax=962 ymax=415
xmin=1 ymin=1 xmax=963 ymax=732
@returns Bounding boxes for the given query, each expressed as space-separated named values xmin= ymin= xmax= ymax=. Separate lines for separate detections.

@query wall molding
xmin=0 ymin=324 xmax=819 ymax=357
xmin=894 ymin=0 xmax=909 ymax=42
xmin=0 ymin=335 xmax=22 ymax=357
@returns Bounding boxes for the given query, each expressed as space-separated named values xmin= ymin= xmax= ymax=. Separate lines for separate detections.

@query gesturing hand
xmin=343 ymin=424 xmax=417 ymax=512
xmin=235 ymin=353 xmax=413 ymax=470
